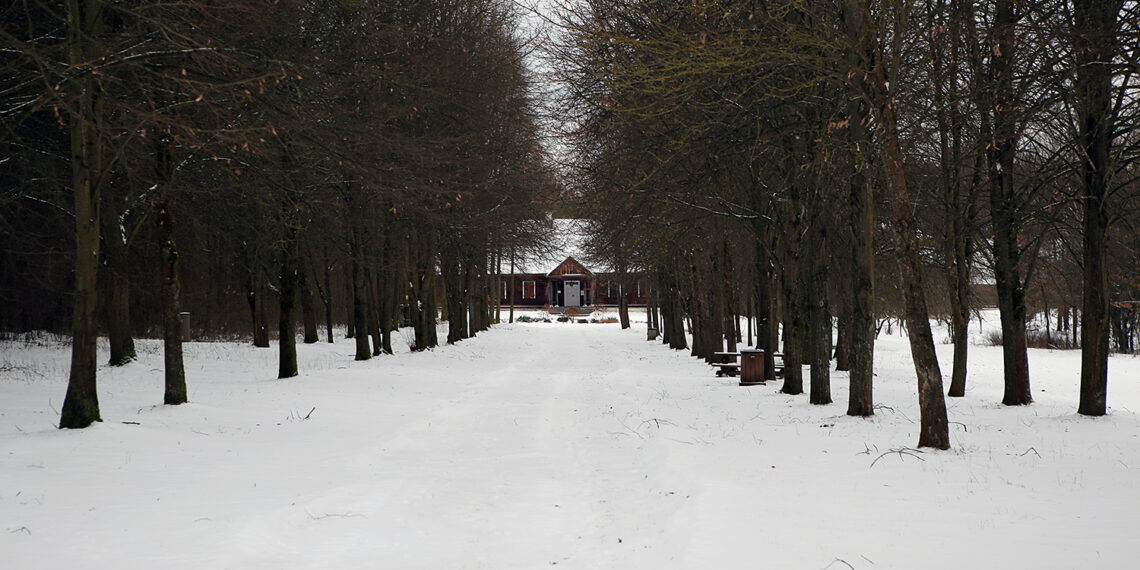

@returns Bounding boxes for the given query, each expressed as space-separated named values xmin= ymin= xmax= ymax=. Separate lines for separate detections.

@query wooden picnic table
xmin=707 ymin=351 xmax=787 ymax=380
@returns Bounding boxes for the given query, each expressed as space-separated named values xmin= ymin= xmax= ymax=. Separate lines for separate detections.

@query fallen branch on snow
xmin=870 ymin=447 xmax=925 ymax=468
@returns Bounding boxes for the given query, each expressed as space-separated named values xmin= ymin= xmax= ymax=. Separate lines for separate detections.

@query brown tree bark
xmin=350 ymin=227 xmax=371 ymax=360
xmin=278 ymin=228 xmax=299 ymax=378
xmin=443 ymin=252 xmax=465 ymax=344
xmin=160 ymin=200 xmax=187 ymax=403
xmin=841 ymin=4 xmax=876 ymax=416
xmin=100 ymin=188 xmax=136 ymax=366
xmin=344 ymin=263 xmax=355 ymax=339
xmin=1074 ymin=0 xmax=1122 ymax=416
xmin=989 ymin=0 xmax=1032 ymax=406
xmin=60 ymin=0 xmax=105 ymax=428
xmin=247 ymin=262 xmax=271 ymax=348
xmin=367 ymin=269 xmax=382 ymax=356
xmin=807 ymin=215 xmax=832 ymax=406
xmin=721 ymin=240 xmax=738 ymax=354
xmin=619 ymin=283 xmax=631 ymax=329
xmin=752 ymin=223 xmax=777 ymax=381
xmin=315 ymin=255 xmax=334 ymax=343
xmin=931 ymin=0 xmax=976 ymax=398
xmin=299 ymin=259 xmax=319 ymax=344
xmin=846 ymin=0 xmax=948 ymax=448
xmin=778 ymin=164 xmax=805 ymax=396
xmin=410 ymin=229 xmax=438 ymax=351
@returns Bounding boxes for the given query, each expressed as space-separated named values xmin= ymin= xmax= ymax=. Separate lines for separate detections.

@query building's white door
xmin=564 ymin=280 xmax=580 ymax=307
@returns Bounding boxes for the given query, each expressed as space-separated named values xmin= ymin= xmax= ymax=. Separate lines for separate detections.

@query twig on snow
xmin=870 ymin=447 xmax=925 ymax=468
xmin=1019 ymin=447 xmax=1041 ymax=458
xmin=616 ymin=417 xmax=645 ymax=439
xmin=873 ymin=404 xmax=913 ymax=423
xmin=823 ymin=559 xmax=856 ymax=570
xmin=306 ymin=510 xmax=364 ymax=521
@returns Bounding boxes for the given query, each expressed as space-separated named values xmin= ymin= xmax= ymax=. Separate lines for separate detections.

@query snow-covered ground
xmin=2 ymin=311 xmax=1137 ymax=569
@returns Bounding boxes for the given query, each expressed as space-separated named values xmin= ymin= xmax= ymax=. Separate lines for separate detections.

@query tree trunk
xmin=299 ymin=259 xmax=319 ymax=344
xmin=367 ymin=269 xmax=382 ymax=356
xmin=779 ymin=187 xmax=804 ymax=395
xmin=834 ymin=305 xmax=850 ymax=372
xmin=753 ymin=234 xmax=776 ymax=380
xmin=722 ymin=240 xmax=738 ymax=353
xmin=444 ymin=253 xmax=465 ymax=344
xmin=60 ymin=0 xmax=105 ymax=428
xmin=842 ymin=8 xmax=875 ymax=416
xmin=1074 ymin=0 xmax=1120 ymax=416
xmin=411 ymin=230 xmax=438 ymax=351
xmin=808 ymin=243 xmax=832 ymax=405
xmin=508 ymin=249 xmax=516 ymax=323
xmin=876 ymin=101 xmax=950 ymax=447
xmin=845 ymin=0 xmax=947 ymax=446
xmin=319 ymin=257 xmax=334 ymax=343
xmin=278 ymin=229 xmax=299 ymax=378
xmin=351 ymin=228 xmax=371 ymax=360
xmin=989 ymin=0 xmax=1032 ymax=406
xmin=160 ymin=201 xmax=188 ymax=403
xmin=619 ymin=285 xmax=630 ymax=329
xmin=934 ymin=0 xmax=974 ymax=398
xmin=248 ymin=266 xmax=271 ymax=348
xmin=876 ymin=83 xmax=950 ymax=448
xmin=780 ymin=298 xmax=803 ymax=395
xmin=344 ymin=263 xmax=355 ymax=339
xmin=100 ymin=190 xmax=136 ymax=366
xmin=380 ymin=261 xmax=396 ymax=355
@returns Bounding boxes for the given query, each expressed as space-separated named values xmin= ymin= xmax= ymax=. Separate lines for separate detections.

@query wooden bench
xmin=708 ymin=351 xmax=786 ymax=378
xmin=713 ymin=362 xmax=741 ymax=377
xmin=711 ymin=352 xmax=740 ymax=377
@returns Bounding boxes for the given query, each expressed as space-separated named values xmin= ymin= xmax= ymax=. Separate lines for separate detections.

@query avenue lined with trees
xmin=2 ymin=0 xmax=1139 ymax=451
xmin=549 ymin=0 xmax=1139 ymax=448
xmin=2 ymin=0 xmax=557 ymax=427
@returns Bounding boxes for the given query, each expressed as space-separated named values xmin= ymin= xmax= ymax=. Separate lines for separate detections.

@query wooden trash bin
xmin=739 ymin=349 xmax=765 ymax=386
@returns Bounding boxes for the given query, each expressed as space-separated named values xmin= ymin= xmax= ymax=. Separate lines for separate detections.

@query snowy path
xmin=3 ymin=319 xmax=1139 ymax=568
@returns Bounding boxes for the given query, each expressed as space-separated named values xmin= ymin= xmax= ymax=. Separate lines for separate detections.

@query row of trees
xmin=549 ymin=0 xmax=1140 ymax=449
xmin=1 ymin=0 xmax=557 ymax=428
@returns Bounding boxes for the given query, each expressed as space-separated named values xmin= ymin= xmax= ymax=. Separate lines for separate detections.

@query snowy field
xmin=2 ymin=310 xmax=1138 ymax=569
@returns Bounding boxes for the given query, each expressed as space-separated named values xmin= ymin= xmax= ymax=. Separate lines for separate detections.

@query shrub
xmin=984 ymin=329 xmax=1078 ymax=350
xmin=1027 ymin=329 xmax=1077 ymax=350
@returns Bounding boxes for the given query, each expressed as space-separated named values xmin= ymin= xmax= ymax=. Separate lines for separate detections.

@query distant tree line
xmin=1 ymin=0 xmax=557 ymax=428
xmin=549 ymin=0 xmax=1140 ymax=448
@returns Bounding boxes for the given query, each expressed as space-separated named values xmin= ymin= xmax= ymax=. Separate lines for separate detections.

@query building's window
xmin=523 ymin=281 xmax=536 ymax=299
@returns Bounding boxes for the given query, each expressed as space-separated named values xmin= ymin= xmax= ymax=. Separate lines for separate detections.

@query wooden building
xmin=499 ymin=256 xmax=647 ymax=309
